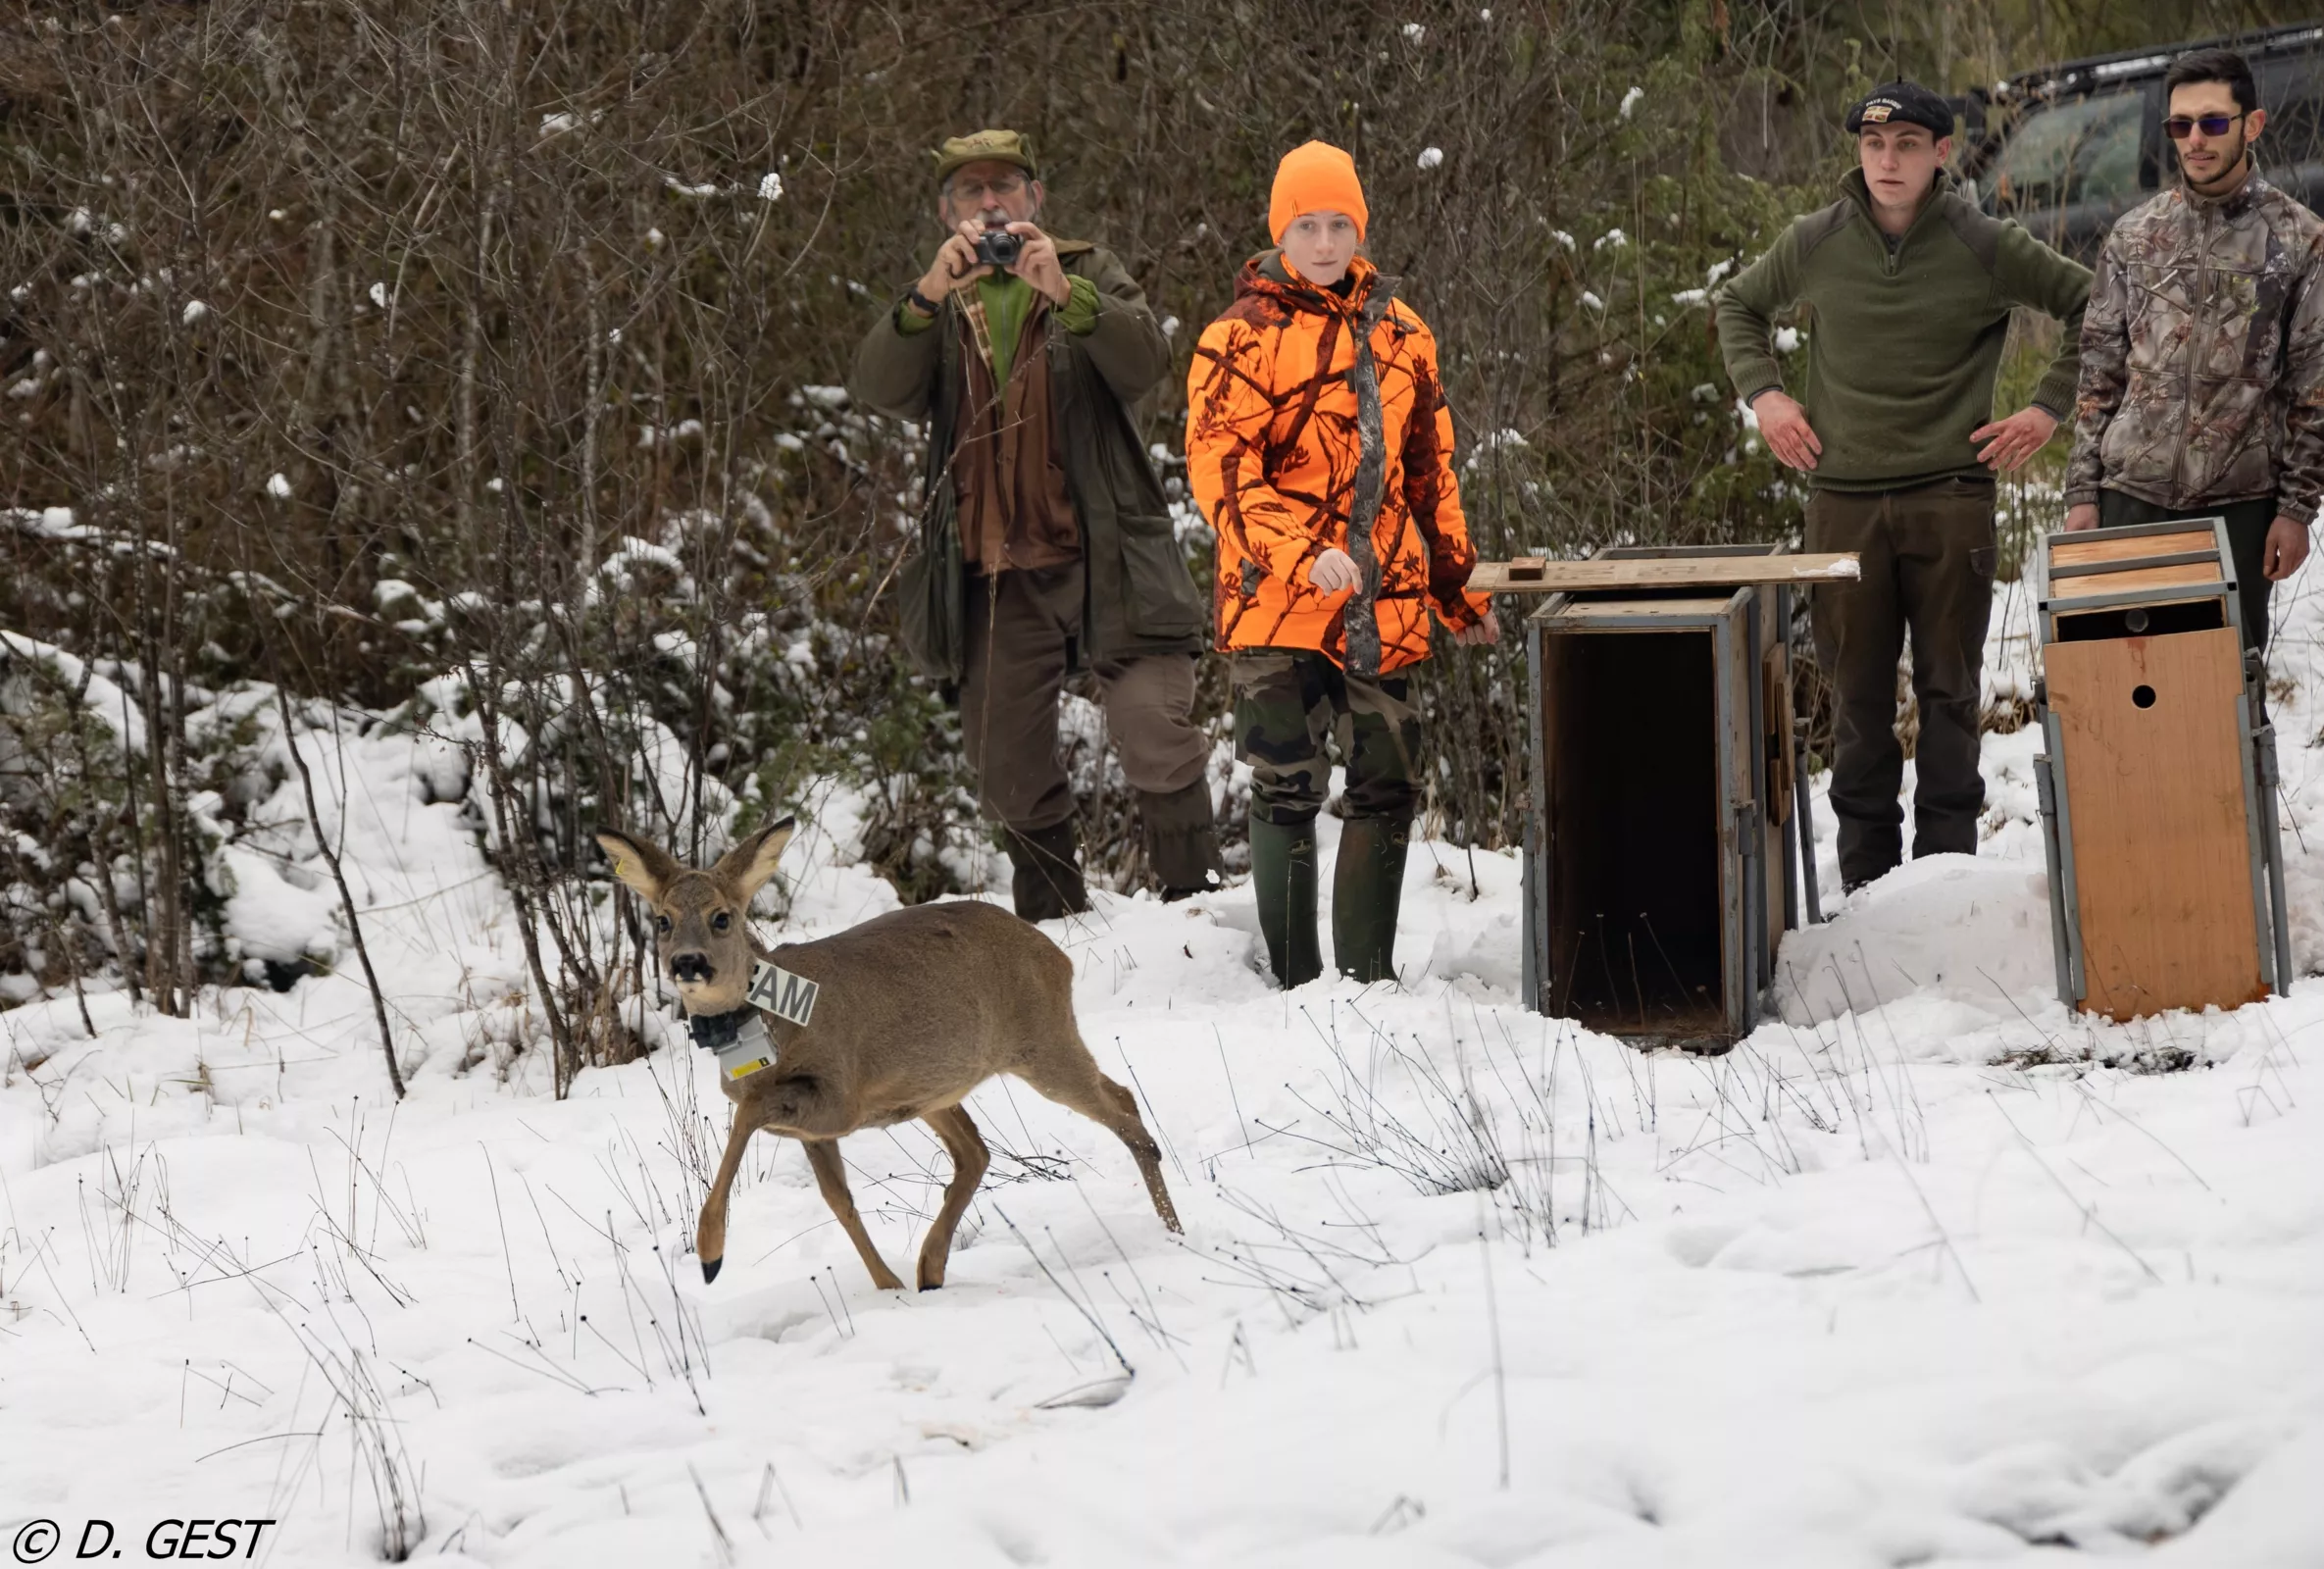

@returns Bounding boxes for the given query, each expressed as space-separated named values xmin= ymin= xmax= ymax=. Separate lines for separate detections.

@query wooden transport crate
xmin=1516 ymin=545 xmax=1819 ymax=1046
xmin=2032 ymin=519 xmax=2293 ymax=1021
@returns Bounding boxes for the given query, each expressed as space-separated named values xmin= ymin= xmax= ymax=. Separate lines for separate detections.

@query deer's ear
xmin=594 ymin=831 xmax=681 ymax=902
xmin=713 ymin=816 xmax=795 ymax=904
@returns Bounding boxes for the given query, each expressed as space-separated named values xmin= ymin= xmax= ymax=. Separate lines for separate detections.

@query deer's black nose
xmin=671 ymin=952 xmax=715 ymax=984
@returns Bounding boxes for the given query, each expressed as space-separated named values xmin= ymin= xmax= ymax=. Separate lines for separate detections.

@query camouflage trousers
xmin=1232 ymin=648 xmax=1423 ymax=827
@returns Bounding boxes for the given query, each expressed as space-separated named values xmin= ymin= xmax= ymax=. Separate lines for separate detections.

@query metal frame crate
xmin=2032 ymin=518 xmax=2293 ymax=1020
xmin=1520 ymin=545 xmax=1812 ymax=1047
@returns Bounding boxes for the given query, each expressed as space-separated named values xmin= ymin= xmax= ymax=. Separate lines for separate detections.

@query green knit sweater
xmin=1715 ymin=171 xmax=2093 ymax=492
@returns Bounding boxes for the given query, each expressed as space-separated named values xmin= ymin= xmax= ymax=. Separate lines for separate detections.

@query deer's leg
xmin=696 ymin=1104 xmax=764 ymax=1284
xmin=915 ymin=1103 xmax=990 ymax=1291
xmin=1019 ymin=1047 xmax=1183 ymax=1235
xmin=802 ymin=1139 xmax=906 ymax=1291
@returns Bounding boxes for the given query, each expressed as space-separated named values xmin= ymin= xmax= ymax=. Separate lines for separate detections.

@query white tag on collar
xmin=714 ymin=1012 xmax=776 ymax=1083
xmin=747 ymin=959 xmax=820 ymax=1028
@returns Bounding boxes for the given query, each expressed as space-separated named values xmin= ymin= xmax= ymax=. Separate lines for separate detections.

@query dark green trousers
xmin=1805 ymin=476 xmax=1996 ymax=889
xmin=2096 ymin=488 xmax=2276 ymax=653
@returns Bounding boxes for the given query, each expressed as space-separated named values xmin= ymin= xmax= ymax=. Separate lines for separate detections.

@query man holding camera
xmin=850 ymin=129 xmax=1219 ymax=920
xmin=2064 ymin=46 xmax=2324 ymax=653
xmin=1716 ymin=81 xmax=2090 ymax=893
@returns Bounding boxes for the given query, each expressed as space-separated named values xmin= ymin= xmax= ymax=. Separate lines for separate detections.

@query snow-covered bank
xmin=4 ymin=568 xmax=2322 ymax=1567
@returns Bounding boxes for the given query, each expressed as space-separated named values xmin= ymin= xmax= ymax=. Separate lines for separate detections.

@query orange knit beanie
xmin=1268 ymin=141 xmax=1368 ymax=243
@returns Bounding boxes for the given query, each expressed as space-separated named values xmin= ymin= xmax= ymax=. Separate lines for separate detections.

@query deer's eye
xmin=655 ymin=914 xmax=673 ymax=935
xmin=712 ymin=912 xmax=732 ymax=933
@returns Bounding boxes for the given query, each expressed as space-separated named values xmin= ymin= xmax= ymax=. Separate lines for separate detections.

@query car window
xmin=1991 ymin=90 xmax=2146 ymax=214
xmin=2261 ymin=94 xmax=2324 ymax=168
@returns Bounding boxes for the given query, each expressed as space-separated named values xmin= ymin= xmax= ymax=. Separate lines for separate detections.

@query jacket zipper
xmin=2171 ymin=200 xmax=2219 ymax=502
xmin=1866 ymin=177 xmax=1939 ymax=277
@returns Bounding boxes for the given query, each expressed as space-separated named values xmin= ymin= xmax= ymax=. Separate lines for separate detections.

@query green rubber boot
xmin=1247 ymin=817 xmax=1322 ymax=988
xmin=1332 ymin=816 xmax=1411 ymax=985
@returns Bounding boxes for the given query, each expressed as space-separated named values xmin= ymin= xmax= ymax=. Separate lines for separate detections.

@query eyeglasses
xmin=949 ymin=173 xmax=1027 ymax=201
xmin=2163 ymin=113 xmax=2245 ymax=139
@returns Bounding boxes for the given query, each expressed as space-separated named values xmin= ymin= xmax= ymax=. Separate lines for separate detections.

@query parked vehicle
xmin=1954 ymin=22 xmax=2324 ymax=261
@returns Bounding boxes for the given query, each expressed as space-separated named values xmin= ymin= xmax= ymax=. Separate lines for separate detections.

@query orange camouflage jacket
xmin=1186 ymin=252 xmax=1488 ymax=677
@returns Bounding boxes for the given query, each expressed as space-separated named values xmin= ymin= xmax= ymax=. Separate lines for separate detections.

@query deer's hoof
xmin=701 ymin=1256 xmax=723 ymax=1285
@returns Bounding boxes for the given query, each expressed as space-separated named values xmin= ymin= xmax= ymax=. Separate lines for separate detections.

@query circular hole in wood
xmin=2126 ymin=607 xmax=2150 ymax=633
xmin=2133 ymin=683 xmax=2157 ymax=709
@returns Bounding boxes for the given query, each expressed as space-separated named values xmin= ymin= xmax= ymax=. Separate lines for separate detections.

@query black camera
xmin=974 ymin=227 xmax=1024 ymax=270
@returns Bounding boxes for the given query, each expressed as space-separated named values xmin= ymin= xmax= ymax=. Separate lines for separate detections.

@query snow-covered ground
xmin=5 ymin=568 xmax=2323 ymax=1568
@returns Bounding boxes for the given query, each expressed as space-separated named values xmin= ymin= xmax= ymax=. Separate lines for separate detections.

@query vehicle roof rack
xmin=1972 ymin=21 xmax=2324 ymax=110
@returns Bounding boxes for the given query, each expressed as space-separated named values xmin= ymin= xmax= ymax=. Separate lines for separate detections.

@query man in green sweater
xmin=1716 ymin=81 xmax=2092 ymax=892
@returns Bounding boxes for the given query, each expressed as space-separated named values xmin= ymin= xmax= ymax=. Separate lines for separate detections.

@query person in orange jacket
xmin=1186 ymin=141 xmax=1497 ymax=987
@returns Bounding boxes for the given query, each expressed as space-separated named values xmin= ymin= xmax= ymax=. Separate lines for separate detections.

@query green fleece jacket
xmin=1715 ymin=171 xmax=2093 ymax=491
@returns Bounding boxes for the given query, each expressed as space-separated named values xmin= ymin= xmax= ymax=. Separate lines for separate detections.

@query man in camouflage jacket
xmin=2065 ymin=47 xmax=2324 ymax=650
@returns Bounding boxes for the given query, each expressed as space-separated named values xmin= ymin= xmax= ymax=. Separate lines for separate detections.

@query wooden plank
xmin=2048 ymin=529 xmax=2215 ymax=569
xmin=2048 ymin=628 xmax=2264 ymax=1020
xmin=1471 ymin=552 xmax=1859 ymax=592
xmin=2046 ymin=560 xmax=2221 ymax=599
xmin=1544 ymin=598 xmax=1736 ymax=620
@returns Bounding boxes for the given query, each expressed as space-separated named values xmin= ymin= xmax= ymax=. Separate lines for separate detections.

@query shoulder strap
xmin=1340 ymin=277 xmax=1403 ymax=680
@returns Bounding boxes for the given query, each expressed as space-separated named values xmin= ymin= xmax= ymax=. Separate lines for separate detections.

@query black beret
xmin=1844 ymin=81 xmax=1954 ymax=137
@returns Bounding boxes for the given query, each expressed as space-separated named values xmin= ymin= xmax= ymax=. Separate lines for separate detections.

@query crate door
xmin=1714 ymin=599 xmax=1755 ymax=1038
xmin=1523 ymin=616 xmax=1548 ymax=1013
xmin=2047 ymin=627 xmax=2266 ymax=1018
xmin=1756 ymin=588 xmax=1794 ymax=968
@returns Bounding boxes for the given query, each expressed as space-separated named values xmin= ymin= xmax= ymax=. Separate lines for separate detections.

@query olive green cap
xmin=934 ymin=128 xmax=1037 ymax=182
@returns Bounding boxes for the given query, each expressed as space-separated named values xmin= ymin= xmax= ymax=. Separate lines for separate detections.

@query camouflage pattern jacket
xmin=2066 ymin=171 xmax=2324 ymax=525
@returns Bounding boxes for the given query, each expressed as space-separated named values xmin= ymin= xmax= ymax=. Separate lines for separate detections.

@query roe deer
xmin=594 ymin=818 xmax=1182 ymax=1291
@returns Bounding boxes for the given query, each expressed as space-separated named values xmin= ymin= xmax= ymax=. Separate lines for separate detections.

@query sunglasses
xmin=2163 ymin=113 xmax=2245 ymax=139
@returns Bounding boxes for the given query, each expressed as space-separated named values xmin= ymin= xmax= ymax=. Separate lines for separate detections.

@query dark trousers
xmin=959 ymin=565 xmax=1209 ymax=833
xmin=1232 ymin=649 xmax=1423 ymax=827
xmin=2096 ymin=488 xmax=2276 ymax=653
xmin=1805 ymin=477 xmax=1997 ymax=889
